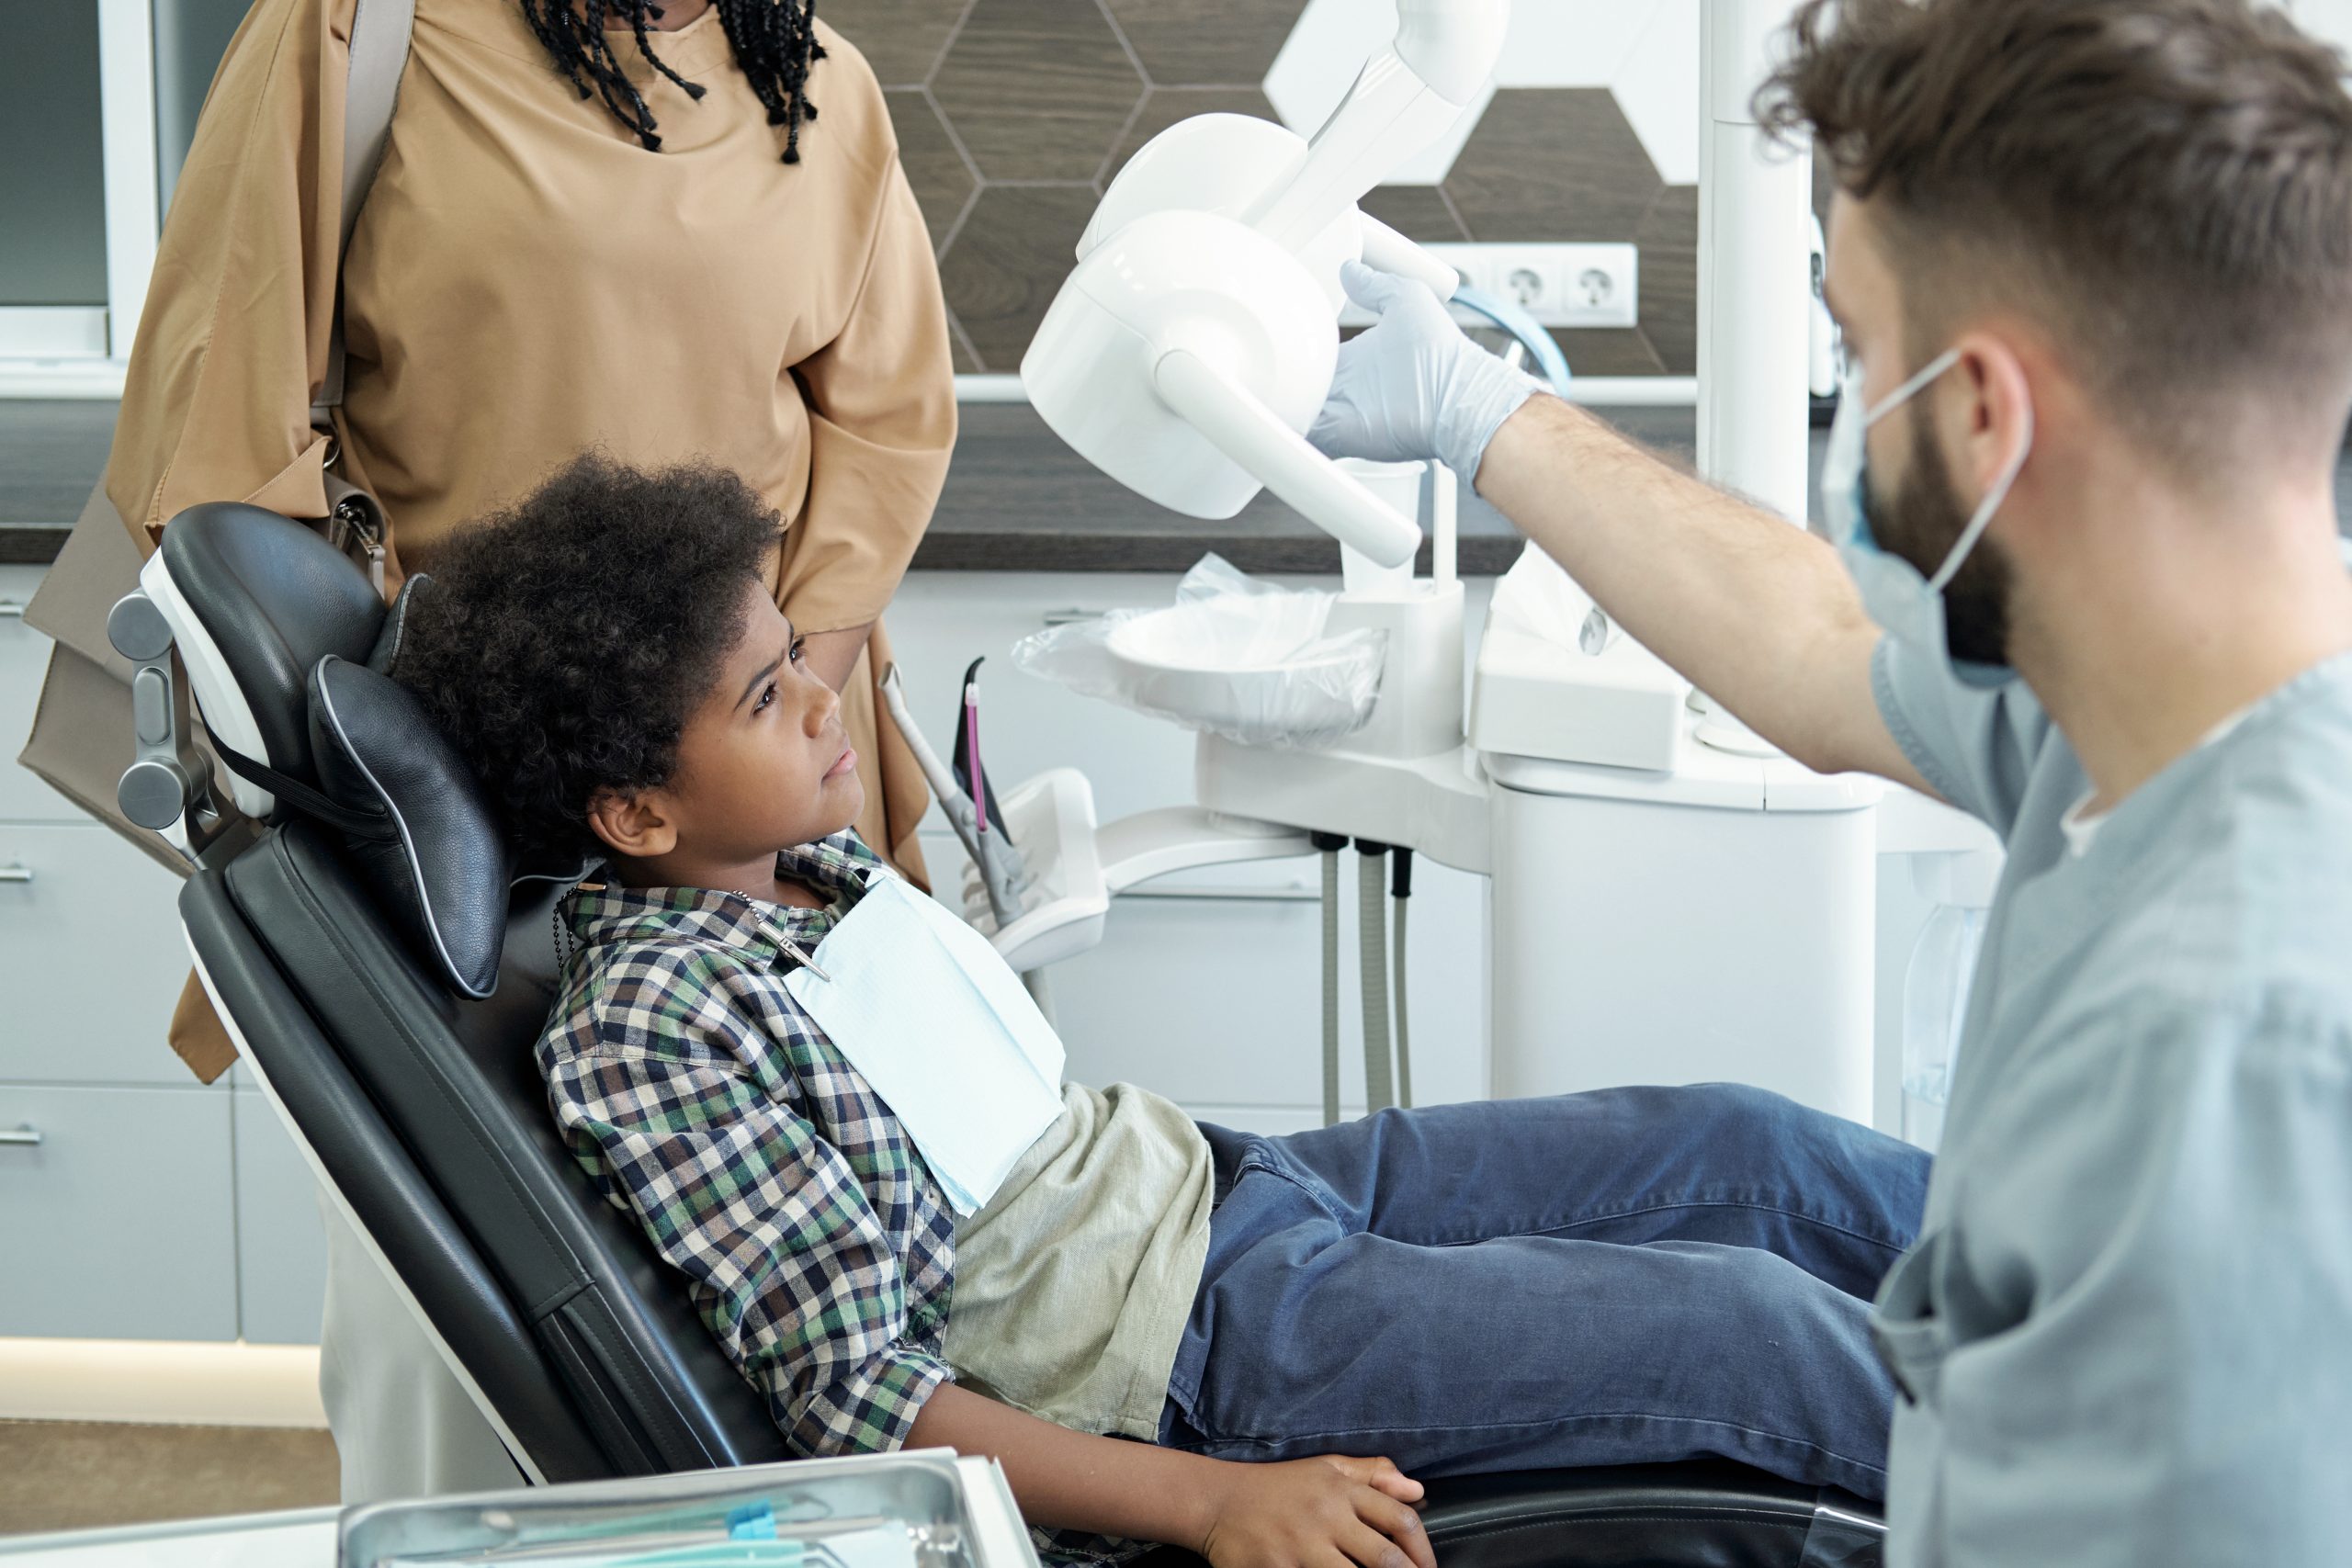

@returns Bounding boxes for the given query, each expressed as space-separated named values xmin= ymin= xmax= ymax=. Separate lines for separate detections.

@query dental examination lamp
xmin=1020 ymin=0 xmax=1510 ymax=569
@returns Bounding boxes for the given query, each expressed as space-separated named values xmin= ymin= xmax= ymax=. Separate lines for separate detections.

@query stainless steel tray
xmin=339 ymin=1450 xmax=1036 ymax=1568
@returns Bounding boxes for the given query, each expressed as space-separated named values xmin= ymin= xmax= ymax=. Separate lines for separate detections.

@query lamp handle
xmin=1153 ymin=347 xmax=1422 ymax=569
xmin=1357 ymin=213 xmax=1459 ymax=300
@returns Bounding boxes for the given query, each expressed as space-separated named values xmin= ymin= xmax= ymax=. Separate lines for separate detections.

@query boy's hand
xmin=1198 ymin=1455 xmax=1436 ymax=1568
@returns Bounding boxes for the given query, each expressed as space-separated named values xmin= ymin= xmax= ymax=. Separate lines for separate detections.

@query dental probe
xmin=878 ymin=663 xmax=1022 ymax=930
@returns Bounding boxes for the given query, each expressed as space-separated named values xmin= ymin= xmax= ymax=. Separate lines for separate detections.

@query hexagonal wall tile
xmin=1634 ymin=185 xmax=1698 ymax=374
xmin=1102 ymin=87 xmax=1278 ymax=186
xmin=1551 ymin=328 xmax=1662 ymax=378
xmin=819 ymin=0 xmax=971 ymax=89
xmin=933 ymin=0 xmax=1147 ymax=181
xmin=1358 ymin=184 xmax=1465 ymax=243
xmin=1492 ymin=1 xmax=1653 ymax=88
xmin=938 ymin=184 xmax=1102 ymax=369
xmin=884 ymin=89 xmax=978 ymax=251
xmin=1608 ymin=0 xmax=1700 ymax=186
xmin=1103 ymin=0 xmax=1301 ymax=88
xmin=1443 ymin=88 xmax=1661 ymax=243
xmin=1263 ymin=0 xmax=1493 ymax=184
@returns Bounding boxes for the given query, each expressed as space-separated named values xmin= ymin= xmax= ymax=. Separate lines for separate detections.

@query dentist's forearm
xmin=1476 ymin=395 xmax=1919 ymax=784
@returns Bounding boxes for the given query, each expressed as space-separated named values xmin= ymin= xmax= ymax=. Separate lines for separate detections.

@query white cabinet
xmin=889 ymin=571 xmax=1495 ymax=1134
xmin=0 ymin=565 xmax=79 ymax=822
xmin=0 ymin=1081 xmax=238 ymax=1340
xmin=0 ymin=823 xmax=199 ymax=1086
xmin=233 ymin=1084 xmax=330 ymax=1345
xmin=0 ymin=563 xmax=329 ymax=1347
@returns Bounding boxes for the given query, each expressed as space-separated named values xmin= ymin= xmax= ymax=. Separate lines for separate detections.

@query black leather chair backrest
xmin=159 ymin=502 xmax=792 ymax=1482
xmin=192 ymin=820 xmax=794 ymax=1481
xmin=163 ymin=504 xmax=386 ymax=784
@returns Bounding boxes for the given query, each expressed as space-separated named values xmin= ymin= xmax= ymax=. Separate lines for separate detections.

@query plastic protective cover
xmin=1010 ymin=555 xmax=1385 ymax=748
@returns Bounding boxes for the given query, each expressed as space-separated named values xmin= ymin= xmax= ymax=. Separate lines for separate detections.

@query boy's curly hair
xmin=393 ymin=452 xmax=782 ymax=866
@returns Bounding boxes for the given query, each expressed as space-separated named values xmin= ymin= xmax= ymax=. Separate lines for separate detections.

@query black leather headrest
xmin=162 ymin=502 xmax=386 ymax=783
xmin=309 ymin=654 xmax=513 ymax=998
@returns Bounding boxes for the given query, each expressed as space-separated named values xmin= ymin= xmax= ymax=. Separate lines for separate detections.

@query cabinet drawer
xmin=0 ymin=1082 xmax=237 ymax=1341
xmin=233 ymin=1087 xmax=328 ymax=1345
xmin=0 ymin=822 xmax=192 ymax=1085
xmin=0 ymin=565 xmax=81 ymax=824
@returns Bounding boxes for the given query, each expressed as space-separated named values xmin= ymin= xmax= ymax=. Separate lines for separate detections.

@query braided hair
xmin=517 ymin=0 xmax=825 ymax=162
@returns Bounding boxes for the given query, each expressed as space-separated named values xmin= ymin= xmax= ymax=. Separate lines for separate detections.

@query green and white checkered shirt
xmin=537 ymin=831 xmax=958 ymax=1460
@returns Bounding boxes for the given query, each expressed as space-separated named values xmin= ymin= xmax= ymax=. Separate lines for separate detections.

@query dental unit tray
xmin=957 ymin=769 xmax=1317 ymax=975
xmin=339 ymin=1450 xmax=1037 ymax=1568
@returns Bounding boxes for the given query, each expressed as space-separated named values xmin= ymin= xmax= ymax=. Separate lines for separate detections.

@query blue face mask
xmin=1822 ymin=347 xmax=2033 ymax=689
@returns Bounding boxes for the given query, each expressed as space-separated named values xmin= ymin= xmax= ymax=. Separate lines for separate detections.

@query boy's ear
xmin=587 ymin=788 xmax=678 ymax=861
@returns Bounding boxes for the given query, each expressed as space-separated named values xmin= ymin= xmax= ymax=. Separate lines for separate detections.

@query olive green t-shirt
xmin=944 ymin=1082 xmax=1216 ymax=1439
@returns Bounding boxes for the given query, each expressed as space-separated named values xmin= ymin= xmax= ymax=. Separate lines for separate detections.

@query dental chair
xmin=113 ymin=502 xmax=1886 ymax=1566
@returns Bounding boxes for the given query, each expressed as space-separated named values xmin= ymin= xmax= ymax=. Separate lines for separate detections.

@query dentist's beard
xmin=1877 ymin=405 xmax=2018 ymax=669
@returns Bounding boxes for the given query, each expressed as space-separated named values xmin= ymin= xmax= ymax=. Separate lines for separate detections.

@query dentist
xmin=1314 ymin=0 xmax=2352 ymax=1562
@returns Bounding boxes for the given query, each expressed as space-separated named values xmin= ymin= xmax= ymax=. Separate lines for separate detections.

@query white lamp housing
xmin=1021 ymin=2 xmax=1510 ymax=570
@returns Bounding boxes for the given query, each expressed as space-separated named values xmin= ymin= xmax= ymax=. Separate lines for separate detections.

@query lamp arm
xmin=1247 ymin=0 xmax=1510 ymax=254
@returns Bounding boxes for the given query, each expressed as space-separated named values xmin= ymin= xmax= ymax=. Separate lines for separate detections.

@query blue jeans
xmin=1159 ymin=1085 xmax=1928 ymax=1499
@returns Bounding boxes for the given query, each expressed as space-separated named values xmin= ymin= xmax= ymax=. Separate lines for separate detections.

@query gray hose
xmin=1389 ymin=847 xmax=1414 ymax=1110
xmin=1023 ymin=966 xmax=1057 ymax=1029
xmin=1359 ymin=844 xmax=1393 ymax=1114
xmin=1321 ymin=847 xmax=1341 ymax=1127
xmin=1392 ymin=894 xmax=1412 ymax=1110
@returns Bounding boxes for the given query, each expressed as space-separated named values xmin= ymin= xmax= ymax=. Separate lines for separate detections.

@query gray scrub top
xmin=1871 ymin=638 xmax=2352 ymax=1566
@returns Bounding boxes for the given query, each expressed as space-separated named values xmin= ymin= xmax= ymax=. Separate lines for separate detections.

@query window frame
xmin=0 ymin=0 xmax=156 ymax=397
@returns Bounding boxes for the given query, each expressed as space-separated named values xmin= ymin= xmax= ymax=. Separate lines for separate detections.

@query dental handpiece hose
xmin=1391 ymin=847 xmax=1414 ymax=1110
xmin=1314 ymin=831 xmax=1348 ymax=1127
xmin=1358 ymin=840 xmax=1394 ymax=1114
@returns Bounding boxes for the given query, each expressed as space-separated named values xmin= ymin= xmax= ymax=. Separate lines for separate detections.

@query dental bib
xmin=782 ymin=873 xmax=1065 ymax=1215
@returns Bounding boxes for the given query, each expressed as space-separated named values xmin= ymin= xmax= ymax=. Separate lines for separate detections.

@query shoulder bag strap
xmin=312 ymin=0 xmax=417 ymax=426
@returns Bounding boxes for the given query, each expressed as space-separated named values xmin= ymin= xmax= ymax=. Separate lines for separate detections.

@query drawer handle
xmin=0 ymin=866 xmax=29 ymax=884
xmin=0 ymin=601 xmax=23 ymax=619
xmin=1042 ymin=609 xmax=1104 ymax=628
xmin=0 ymin=1126 xmax=40 ymax=1147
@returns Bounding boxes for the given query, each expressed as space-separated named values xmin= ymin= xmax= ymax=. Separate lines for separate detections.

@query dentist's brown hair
xmin=1759 ymin=0 xmax=2352 ymax=463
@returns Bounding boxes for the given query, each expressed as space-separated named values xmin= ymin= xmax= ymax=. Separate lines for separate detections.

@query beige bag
xmin=17 ymin=477 xmax=389 ymax=876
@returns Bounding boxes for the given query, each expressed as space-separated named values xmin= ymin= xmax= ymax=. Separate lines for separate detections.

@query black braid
xmin=517 ymin=0 xmax=822 ymax=163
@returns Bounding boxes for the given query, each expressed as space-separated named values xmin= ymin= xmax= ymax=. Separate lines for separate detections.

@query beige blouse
xmin=104 ymin=0 xmax=957 ymax=1078
xmin=108 ymin=0 xmax=955 ymax=632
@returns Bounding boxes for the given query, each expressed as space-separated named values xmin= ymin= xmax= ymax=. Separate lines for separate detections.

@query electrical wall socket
xmin=1338 ymin=242 xmax=1640 ymax=330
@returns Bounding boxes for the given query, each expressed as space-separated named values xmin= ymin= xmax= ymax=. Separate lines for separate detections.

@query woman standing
xmin=104 ymin=0 xmax=955 ymax=1495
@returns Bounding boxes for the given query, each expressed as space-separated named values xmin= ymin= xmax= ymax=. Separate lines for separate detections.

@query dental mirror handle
xmin=1153 ymin=348 xmax=1423 ymax=569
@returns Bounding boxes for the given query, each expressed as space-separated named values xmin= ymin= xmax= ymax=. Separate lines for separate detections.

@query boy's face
xmin=592 ymin=582 xmax=865 ymax=875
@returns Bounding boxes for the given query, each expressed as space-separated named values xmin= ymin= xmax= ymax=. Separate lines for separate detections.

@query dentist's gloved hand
xmin=1310 ymin=259 xmax=1548 ymax=486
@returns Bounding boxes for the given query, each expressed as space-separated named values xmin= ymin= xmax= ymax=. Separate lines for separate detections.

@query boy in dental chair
xmin=396 ymin=452 xmax=1928 ymax=1568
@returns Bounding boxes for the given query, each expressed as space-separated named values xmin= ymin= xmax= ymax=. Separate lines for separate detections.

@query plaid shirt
xmin=538 ymin=831 xmax=959 ymax=1460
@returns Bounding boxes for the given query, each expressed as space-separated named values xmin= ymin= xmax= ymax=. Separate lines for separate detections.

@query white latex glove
xmin=1309 ymin=259 xmax=1548 ymax=485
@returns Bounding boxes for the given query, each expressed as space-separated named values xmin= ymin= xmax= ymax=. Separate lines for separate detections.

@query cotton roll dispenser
xmin=1019 ymin=0 xmax=1510 ymax=569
